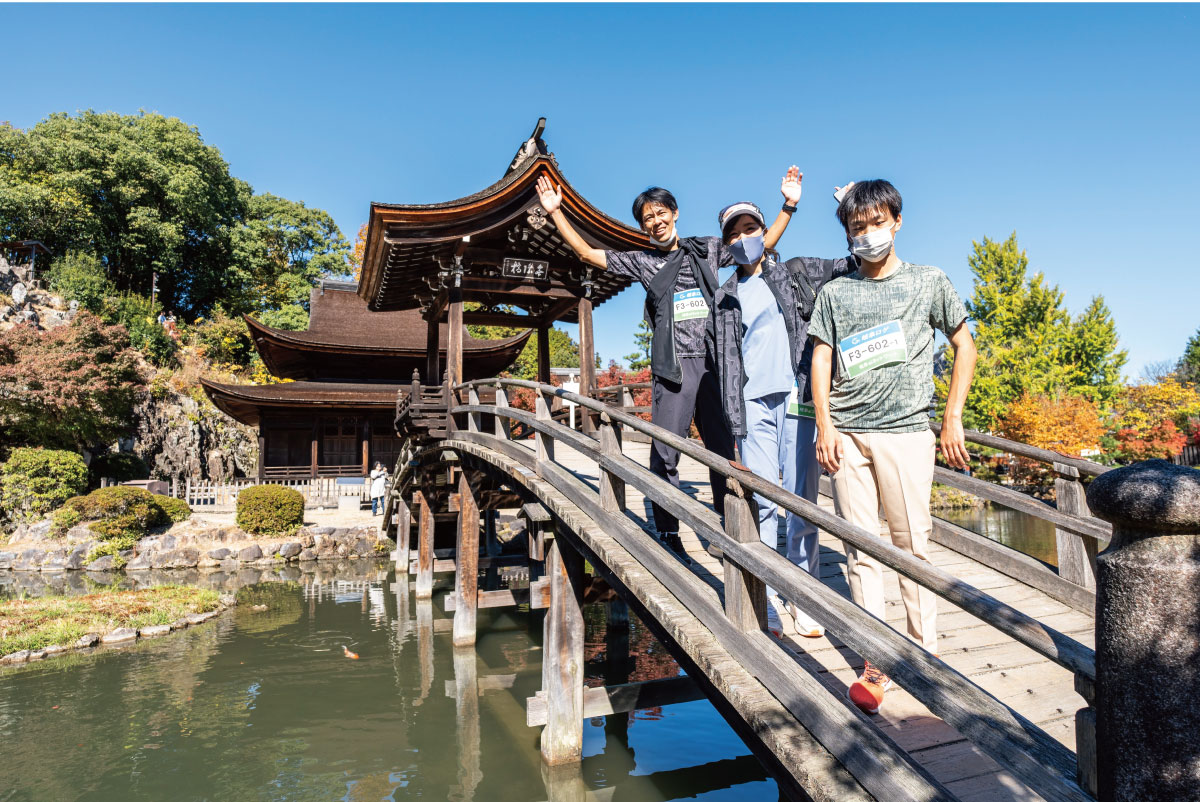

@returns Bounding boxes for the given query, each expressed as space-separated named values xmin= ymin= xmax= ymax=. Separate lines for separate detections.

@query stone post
xmin=1087 ymin=459 xmax=1200 ymax=802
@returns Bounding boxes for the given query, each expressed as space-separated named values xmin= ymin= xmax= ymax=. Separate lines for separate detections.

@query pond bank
xmin=0 ymin=585 xmax=231 ymax=665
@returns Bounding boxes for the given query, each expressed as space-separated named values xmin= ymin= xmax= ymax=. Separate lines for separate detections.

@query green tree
xmin=466 ymin=307 xmax=581 ymax=380
xmin=625 ymin=319 xmax=652 ymax=370
xmin=1179 ymin=326 xmax=1200 ymax=385
xmin=938 ymin=233 xmax=1126 ymax=429
xmin=0 ymin=448 xmax=88 ymax=523
xmin=45 ymin=250 xmax=113 ymax=313
xmin=257 ymin=304 xmax=310 ymax=332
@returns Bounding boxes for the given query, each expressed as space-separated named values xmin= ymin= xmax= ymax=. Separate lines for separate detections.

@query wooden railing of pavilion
xmin=382 ymin=376 xmax=1107 ymax=801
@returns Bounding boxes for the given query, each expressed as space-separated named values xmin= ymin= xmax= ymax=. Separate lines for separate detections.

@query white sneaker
xmin=786 ymin=600 xmax=825 ymax=638
xmin=766 ymin=597 xmax=785 ymax=638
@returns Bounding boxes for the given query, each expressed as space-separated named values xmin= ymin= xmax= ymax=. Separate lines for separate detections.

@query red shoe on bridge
xmin=848 ymin=661 xmax=893 ymax=714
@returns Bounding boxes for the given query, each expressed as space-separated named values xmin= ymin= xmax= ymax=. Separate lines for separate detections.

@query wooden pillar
xmin=416 ymin=596 xmax=434 ymax=703
xmin=1055 ymin=462 xmax=1097 ymax=590
xmin=540 ymin=536 xmax=586 ymax=765
xmin=395 ymin=494 xmax=412 ymax=567
xmin=598 ymin=417 xmax=626 ymax=513
xmin=448 ymin=287 xmax=464 ymax=387
xmin=310 ymin=419 xmax=319 ymax=479
xmin=723 ymin=479 xmax=767 ymax=632
xmin=453 ymin=473 xmax=480 ymax=647
xmin=537 ymin=325 xmax=551 ymax=386
xmin=257 ymin=429 xmax=265 ymax=481
xmin=415 ymin=489 xmax=434 ymax=599
xmin=535 ymin=389 xmax=555 ymax=466
xmin=361 ymin=417 xmax=371 ymax=477
xmin=578 ymin=298 xmax=595 ymax=435
xmin=426 ymin=314 xmax=440 ymax=385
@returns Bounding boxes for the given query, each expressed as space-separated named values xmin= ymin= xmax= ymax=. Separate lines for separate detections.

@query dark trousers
xmin=649 ymin=355 xmax=736 ymax=534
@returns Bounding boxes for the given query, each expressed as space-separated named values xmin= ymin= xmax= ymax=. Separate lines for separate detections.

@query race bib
xmin=673 ymin=289 xmax=709 ymax=322
xmin=786 ymin=382 xmax=814 ymax=418
xmin=838 ymin=320 xmax=908 ymax=378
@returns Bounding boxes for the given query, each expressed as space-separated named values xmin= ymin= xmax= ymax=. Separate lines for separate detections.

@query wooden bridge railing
xmin=444 ymin=377 xmax=1097 ymax=802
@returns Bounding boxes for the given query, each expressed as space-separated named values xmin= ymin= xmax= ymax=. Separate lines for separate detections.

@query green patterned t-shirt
xmin=808 ymin=262 xmax=968 ymax=433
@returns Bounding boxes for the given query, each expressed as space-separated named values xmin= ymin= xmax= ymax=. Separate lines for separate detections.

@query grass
xmin=0 ymin=585 xmax=221 ymax=655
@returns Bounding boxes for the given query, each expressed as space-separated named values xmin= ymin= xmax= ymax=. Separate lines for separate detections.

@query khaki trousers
xmin=831 ymin=429 xmax=939 ymax=652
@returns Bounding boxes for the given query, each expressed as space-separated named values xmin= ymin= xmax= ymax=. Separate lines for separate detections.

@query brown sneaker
xmin=848 ymin=661 xmax=893 ymax=715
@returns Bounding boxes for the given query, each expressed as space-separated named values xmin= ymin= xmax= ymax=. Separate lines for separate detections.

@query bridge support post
xmin=453 ymin=473 xmax=480 ymax=647
xmin=1055 ymin=462 xmax=1097 ymax=590
xmin=415 ymin=490 xmax=434 ymax=599
xmin=1087 ymin=460 xmax=1200 ymax=801
xmin=394 ymin=494 xmax=412 ymax=570
xmin=540 ymin=535 xmax=586 ymax=765
xmin=536 ymin=388 xmax=555 ymax=465
xmin=722 ymin=479 xmax=767 ymax=632
xmin=495 ymin=386 xmax=511 ymax=441
xmin=598 ymin=416 xmax=626 ymax=513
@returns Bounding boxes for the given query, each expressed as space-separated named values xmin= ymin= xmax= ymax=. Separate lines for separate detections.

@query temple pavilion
xmin=204 ymin=118 xmax=645 ymax=479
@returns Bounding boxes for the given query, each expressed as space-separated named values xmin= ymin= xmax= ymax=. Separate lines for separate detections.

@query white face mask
xmin=647 ymin=224 xmax=677 ymax=250
xmin=850 ymin=224 xmax=895 ymax=262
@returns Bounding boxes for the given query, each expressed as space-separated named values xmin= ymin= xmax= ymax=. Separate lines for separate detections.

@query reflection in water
xmin=939 ymin=506 xmax=1059 ymax=566
xmin=0 ymin=564 xmax=775 ymax=801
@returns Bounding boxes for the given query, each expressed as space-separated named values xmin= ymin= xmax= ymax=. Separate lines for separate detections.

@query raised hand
xmin=833 ymin=181 xmax=855 ymax=204
xmin=780 ymin=165 xmax=803 ymax=205
xmin=536 ymin=175 xmax=563 ymax=215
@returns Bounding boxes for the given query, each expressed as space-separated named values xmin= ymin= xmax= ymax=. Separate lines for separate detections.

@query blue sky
xmin=6 ymin=3 xmax=1197 ymax=377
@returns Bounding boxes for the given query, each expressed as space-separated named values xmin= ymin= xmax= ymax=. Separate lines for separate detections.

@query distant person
xmin=536 ymin=169 xmax=802 ymax=557
xmin=711 ymin=191 xmax=853 ymax=640
xmin=165 ymin=313 xmax=178 ymax=339
xmin=157 ymin=311 xmax=167 ymax=327
xmin=808 ymin=179 xmax=977 ymax=715
xmin=370 ymin=462 xmax=388 ymax=516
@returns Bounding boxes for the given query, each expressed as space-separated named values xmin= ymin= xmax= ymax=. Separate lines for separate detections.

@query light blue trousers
xmin=737 ymin=392 xmax=821 ymax=598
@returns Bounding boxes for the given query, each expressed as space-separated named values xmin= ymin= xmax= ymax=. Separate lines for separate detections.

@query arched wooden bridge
xmin=383 ymin=377 xmax=1112 ymax=802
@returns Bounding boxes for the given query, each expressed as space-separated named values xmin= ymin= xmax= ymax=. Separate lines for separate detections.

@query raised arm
xmin=536 ymin=176 xmax=608 ymax=269
xmin=763 ymin=165 xmax=803 ymax=250
xmin=939 ymin=321 xmax=978 ymax=470
xmin=811 ymin=340 xmax=843 ymax=474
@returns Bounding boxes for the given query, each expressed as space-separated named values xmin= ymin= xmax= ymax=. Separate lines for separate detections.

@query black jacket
xmin=644 ymin=237 xmax=720 ymax=383
xmin=713 ymin=254 xmax=855 ymax=438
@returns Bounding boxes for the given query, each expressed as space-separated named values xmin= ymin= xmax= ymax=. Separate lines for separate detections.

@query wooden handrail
xmin=929 ymin=420 xmax=1110 ymax=477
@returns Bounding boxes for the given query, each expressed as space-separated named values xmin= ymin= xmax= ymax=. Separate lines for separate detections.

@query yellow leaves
xmin=998 ymin=392 xmax=1105 ymax=457
xmin=1112 ymin=377 xmax=1200 ymax=435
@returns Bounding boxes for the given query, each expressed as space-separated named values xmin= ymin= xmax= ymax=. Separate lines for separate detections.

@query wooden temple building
xmin=204 ymin=118 xmax=646 ymax=478
xmin=201 ymin=280 xmax=532 ymax=479
xmin=357 ymin=118 xmax=646 ymax=431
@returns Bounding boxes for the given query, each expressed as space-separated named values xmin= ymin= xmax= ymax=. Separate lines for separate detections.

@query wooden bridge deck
xmin=534 ymin=437 xmax=1093 ymax=802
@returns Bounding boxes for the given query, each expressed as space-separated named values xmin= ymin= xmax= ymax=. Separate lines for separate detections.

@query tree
xmin=349 ymin=222 xmax=368 ymax=282
xmin=0 ymin=312 xmax=144 ymax=450
xmin=45 ymin=250 xmax=113 ymax=313
xmin=258 ymin=304 xmax=309 ymax=332
xmin=0 ymin=112 xmax=244 ymax=316
xmin=0 ymin=447 xmax=88 ymax=523
xmin=1 ymin=111 xmax=351 ymax=320
xmin=465 ymin=304 xmax=582 ymax=380
xmin=938 ymin=233 xmax=1127 ymax=429
xmin=226 ymin=193 xmax=351 ymax=315
xmin=997 ymin=392 xmax=1105 ymax=486
xmin=1107 ymin=377 xmax=1200 ymax=462
xmin=1179 ymin=326 xmax=1200 ymax=385
xmin=625 ymin=319 xmax=652 ymax=370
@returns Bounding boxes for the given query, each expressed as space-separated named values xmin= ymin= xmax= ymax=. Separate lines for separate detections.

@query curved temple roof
xmin=200 ymin=379 xmax=403 ymax=427
xmin=357 ymin=119 xmax=648 ymax=321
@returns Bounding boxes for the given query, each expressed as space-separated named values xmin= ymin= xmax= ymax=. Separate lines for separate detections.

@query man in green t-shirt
xmin=808 ymin=179 xmax=977 ymax=716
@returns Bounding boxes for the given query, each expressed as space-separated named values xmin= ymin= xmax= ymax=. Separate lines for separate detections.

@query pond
xmin=938 ymin=506 xmax=1059 ymax=566
xmin=0 ymin=563 xmax=776 ymax=801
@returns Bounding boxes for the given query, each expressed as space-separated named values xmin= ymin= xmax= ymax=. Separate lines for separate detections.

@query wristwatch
xmin=782 ymin=203 xmax=798 ymax=213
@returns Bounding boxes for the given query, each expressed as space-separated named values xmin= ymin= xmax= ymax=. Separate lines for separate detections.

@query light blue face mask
xmin=729 ymin=233 xmax=765 ymax=265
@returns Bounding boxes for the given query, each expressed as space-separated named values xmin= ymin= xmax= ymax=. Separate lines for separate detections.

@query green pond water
xmin=0 ymin=563 xmax=775 ymax=801
xmin=938 ymin=506 xmax=1059 ymax=566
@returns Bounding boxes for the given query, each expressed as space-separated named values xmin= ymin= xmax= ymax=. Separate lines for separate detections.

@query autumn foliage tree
xmin=997 ymin=392 xmax=1105 ymax=487
xmin=1107 ymin=377 xmax=1200 ymax=461
xmin=0 ymin=313 xmax=144 ymax=451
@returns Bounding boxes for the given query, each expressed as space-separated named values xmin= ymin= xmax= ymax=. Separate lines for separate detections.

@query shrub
xmin=236 ymin=484 xmax=304 ymax=536
xmin=155 ymin=495 xmax=192 ymax=523
xmin=104 ymin=294 xmax=177 ymax=367
xmin=54 ymin=486 xmax=168 ymax=542
xmin=88 ymin=452 xmax=149 ymax=485
xmin=46 ymin=250 xmax=114 ymax=314
xmin=0 ymin=448 xmax=89 ymax=523
xmin=191 ymin=310 xmax=253 ymax=367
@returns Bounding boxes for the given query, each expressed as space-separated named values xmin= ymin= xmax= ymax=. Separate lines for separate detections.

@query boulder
xmin=86 ymin=555 xmax=116 ymax=572
xmin=309 ymin=526 xmax=335 ymax=536
xmin=65 ymin=547 xmax=88 ymax=571
xmin=278 ymin=542 xmax=302 ymax=560
xmin=152 ymin=548 xmax=199 ymax=569
xmin=39 ymin=549 xmax=67 ymax=572
xmin=300 ymin=535 xmax=315 ymax=549
xmin=27 ymin=650 xmax=46 ymax=661
xmin=125 ymin=553 xmax=152 ymax=571
xmin=353 ymin=537 xmax=374 ymax=557
xmin=197 ymin=557 xmax=220 ymax=569
xmin=298 ymin=548 xmax=317 ymax=561
xmin=74 ymin=634 xmax=100 ymax=649
xmin=238 ymin=545 xmax=263 ymax=562
xmin=1 ymin=650 xmax=31 ymax=664
xmin=0 ymin=551 xmax=15 ymax=570
xmin=10 ymin=519 xmax=53 ymax=544
xmin=15 ymin=549 xmax=42 ymax=571
xmin=42 ymin=644 xmax=68 ymax=657
xmin=208 ymin=548 xmax=230 ymax=560
xmin=219 ymin=558 xmax=239 ymax=572
xmin=139 ymin=625 xmax=171 ymax=638
xmin=100 ymin=627 xmax=138 ymax=644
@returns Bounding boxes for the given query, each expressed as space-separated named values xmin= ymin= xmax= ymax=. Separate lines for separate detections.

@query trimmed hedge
xmin=1 ymin=448 xmax=89 ymax=523
xmin=236 ymin=484 xmax=304 ymax=536
xmin=156 ymin=495 xmax=192 ymax=523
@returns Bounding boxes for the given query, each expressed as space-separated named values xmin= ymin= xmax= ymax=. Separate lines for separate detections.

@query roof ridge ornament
xmin=505 ymin=117 xmax=549 ymax=176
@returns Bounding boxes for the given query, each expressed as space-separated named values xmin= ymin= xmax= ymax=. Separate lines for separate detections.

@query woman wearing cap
xmin=712 ymin=191 xmax=855 ymax=639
